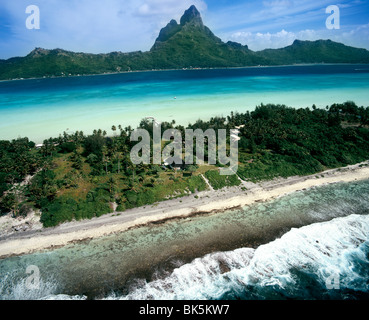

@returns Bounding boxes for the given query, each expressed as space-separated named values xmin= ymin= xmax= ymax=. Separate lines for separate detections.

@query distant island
xmin=1 ymin=5 xmax=369 ymax=81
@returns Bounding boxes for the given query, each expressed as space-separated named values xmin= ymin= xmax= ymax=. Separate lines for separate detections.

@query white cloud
xmin=340 ymin=23 xmax=369 ymax=49
xmin=261 ymin=0 xmax=294 ymax=14
xmin=230 ymin=29 xmax=297 ymax=50
xmin=229 ymin=24 xmax=369 ymax=51
xmin=136 ymin=0 xmax=207 ymax=18
xmin=1 ymin=0 xmax=368 ymax=58
xmin=0 ymin=0 xmax=207 ymax=58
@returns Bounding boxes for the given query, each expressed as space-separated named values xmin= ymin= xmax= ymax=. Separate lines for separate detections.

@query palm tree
xmin=102 ymin=145 xmax=109 ymax=174
xmin=116 ymin=152 xmax=123 ymax=174
xmin=112 ymin=125 xmax=117 ymax=137
xmin=108 ymin=176 xmax=116 ymax=197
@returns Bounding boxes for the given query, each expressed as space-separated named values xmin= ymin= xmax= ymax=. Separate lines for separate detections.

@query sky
xmin=0 ymin=0 xmax=369 ymax=59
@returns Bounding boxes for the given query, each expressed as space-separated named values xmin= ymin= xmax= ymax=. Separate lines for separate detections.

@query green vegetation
xmin=204 ymin=170 xmax=241 ymax=190
xmin=0 ymin=138 xmax=44 ymax=216
xmin=1 ymin=101 xmax=369 ymax=227
xmin=259 ymin=39 xmax=369 ymax=65
xmin=235 ymin=101 xmax=369 ymax=182
xmin=1 ymin=5 xmax=369 ymax=80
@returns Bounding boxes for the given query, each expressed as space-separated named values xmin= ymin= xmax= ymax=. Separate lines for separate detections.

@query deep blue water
xmin=1 ymin=64 xmax=368 ymax=94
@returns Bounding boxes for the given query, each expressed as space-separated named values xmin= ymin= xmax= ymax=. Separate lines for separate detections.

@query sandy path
xmin=0 ymin=161 xmax=368 ymax=258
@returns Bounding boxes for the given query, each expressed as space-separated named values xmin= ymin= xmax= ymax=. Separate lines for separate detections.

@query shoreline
xmin=1 ymin=62 xmax=367 ymax=83
xmin=0 ymin=161 xmax=369 ymax=259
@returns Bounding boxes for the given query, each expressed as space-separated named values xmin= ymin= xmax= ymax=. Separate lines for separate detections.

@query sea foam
xmin=1 ymin=214 xmax=367 ymax=300
xmin=114 ymin=214 xmax=369 ymax=300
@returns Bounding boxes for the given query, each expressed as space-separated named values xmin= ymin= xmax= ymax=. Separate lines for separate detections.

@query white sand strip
xmin=0 ymin=161 xmax=368 ymax=258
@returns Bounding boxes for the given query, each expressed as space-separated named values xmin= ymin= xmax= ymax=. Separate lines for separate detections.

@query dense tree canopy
xmin=1 ymin=101 xmax=368 ymax=225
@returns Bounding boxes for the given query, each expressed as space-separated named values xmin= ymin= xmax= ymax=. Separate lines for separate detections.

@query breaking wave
xmin=1 ymin=178 xmax=369 ymax=300
xmin=108 ymin=214 xmax=369 ymax=300
xmin=0 ymin=272 xmax=59 ymax=300
xmin=2 ymin=214 xmax=368 ymax=300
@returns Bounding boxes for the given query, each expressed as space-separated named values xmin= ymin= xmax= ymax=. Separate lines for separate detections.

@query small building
xmin=163 ymin=156 xmax=185 ymax=169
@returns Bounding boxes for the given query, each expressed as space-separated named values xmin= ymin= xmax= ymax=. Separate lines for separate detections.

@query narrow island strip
xmin=0 ymin=161 xmax=368 ymax=259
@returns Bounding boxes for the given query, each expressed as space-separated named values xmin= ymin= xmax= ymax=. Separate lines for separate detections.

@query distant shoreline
xmin=0 ymin=160 xmax=368 ymax=259
xmin=1 ymin=62 xmax=368 ymax=83
xmin=2 ymin=63 xmax=369 ymax=145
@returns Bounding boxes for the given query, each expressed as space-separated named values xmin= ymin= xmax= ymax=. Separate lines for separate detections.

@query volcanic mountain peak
xmin=180 ymin=5 xmax=203 ymax=27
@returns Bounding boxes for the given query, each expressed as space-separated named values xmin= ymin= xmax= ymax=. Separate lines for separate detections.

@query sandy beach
xmin=0 ymin=161 xmax=369 ymax=259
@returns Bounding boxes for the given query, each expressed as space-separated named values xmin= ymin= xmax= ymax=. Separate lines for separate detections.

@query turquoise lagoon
xmin=0 ymin=64 xmax=369 ymax=143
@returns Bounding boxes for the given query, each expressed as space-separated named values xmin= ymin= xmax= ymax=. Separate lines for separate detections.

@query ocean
xmin=0 ymin=64 xmax=369 ymax=143
xmin=0 ymin=179 xmax=368 ymax=300
xmin=0 ymin=64 xmax=368 ymax=301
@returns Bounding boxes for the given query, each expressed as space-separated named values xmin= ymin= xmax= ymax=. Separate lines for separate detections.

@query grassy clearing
xmin=204 ymin=170 xmax=241 ymax=190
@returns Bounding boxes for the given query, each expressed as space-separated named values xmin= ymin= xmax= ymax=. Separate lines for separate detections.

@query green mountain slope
xmin=1 ymin=5 xmax=369 ymax=80
xmin=0 ymin=48 xmax=153 ymax=79
xmin=259 ymin=39 xmax=369 ymax=64
xmin=149 ymin=6 xmax=265 ymax=69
